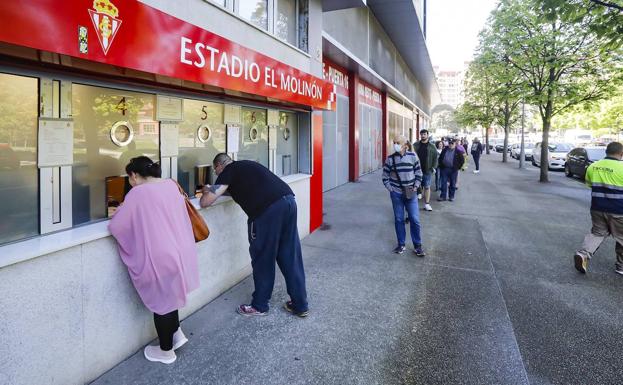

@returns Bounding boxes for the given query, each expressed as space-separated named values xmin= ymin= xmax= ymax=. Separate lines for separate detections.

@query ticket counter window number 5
xmin=197 ymin=124 xmax=212 ymax=143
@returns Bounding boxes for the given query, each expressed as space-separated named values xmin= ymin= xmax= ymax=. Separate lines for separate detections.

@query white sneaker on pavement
xmin=144 ymin=345 xmax=176 ymax=364
xmin=172 ymin=327 xmax=188 ymax=350
xmin=424 ymin=204 xmax=433 ymax=211
xmin=473 ymin=170 xmax=480 ymax=174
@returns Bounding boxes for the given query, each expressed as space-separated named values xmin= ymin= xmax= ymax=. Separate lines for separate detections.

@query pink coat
xmin=109 ymin=179 xmax=199 ymax=315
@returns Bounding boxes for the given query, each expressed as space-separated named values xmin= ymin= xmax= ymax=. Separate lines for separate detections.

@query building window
xmin=297 ymin=0 xmax=309 ymax=52
xmin=276 ymin=111 xmax=298 ymax=176
xmin=177 ymin=99 xmax=226 ymax=196
xmin=0 ymin=73 xmax=38 ymax=245
xmin=71 ymin=84 xmax=158 ymax=225
xmin=237 ymin=0 xmax=268 ymax=30
xmin=238 ymin=107 xmax=268 ymax=167
xmin=275 ymin=0 xmax=297 ymax=46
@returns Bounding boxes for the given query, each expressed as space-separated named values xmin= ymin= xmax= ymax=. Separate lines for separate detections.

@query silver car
xmin=511 ymin=143 xmax=534 ymax=160
xmin=532 ymin=142 xmax=573 ymax=170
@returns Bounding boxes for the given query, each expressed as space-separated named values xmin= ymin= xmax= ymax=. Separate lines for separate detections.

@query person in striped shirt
xmin=382 ymin=135 xmax=425 ymax=257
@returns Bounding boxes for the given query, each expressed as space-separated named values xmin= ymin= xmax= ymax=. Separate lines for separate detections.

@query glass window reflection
xmin=276 ymin=0 xmax=297 ymax=46
xmin=0 ymin=73 xmax=38 ymax=245
xmin=238 ymin=107 xmax=268 ymax=167
xmin=72 ymin=84 xmax=158 ymax=225
xmin=177 ymin=99 xmax=225 ymax=196
xmin=276 ymin=111 xmax=298 ymax=176
xmin=238 ymin=0 xmax=268 ymax=30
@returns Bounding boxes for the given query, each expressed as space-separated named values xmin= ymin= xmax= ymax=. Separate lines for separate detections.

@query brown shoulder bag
xmin=174 ymin=181 xmax=210 ymax=243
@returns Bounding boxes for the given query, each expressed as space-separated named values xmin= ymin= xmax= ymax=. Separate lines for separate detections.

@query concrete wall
xmin=0 ymin=177 xmax=310 ymax=385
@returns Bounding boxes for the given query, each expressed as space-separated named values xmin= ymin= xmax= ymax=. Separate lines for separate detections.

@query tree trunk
xmin=485 ymin=127 xmax=491 ymax=155
xmin=503 ymin=110 xmax=510 ymax=163
xmin=503 ymin=132 xmax=509 ymax=162
xmin=540 ymin=113 xmax=552 ymax=183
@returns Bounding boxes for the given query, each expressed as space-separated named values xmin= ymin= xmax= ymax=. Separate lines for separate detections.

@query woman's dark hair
xmin=125 ymin=156 xmax=161 ymax=178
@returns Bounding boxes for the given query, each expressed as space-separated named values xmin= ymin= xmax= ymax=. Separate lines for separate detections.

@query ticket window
xmin=72 ymin=84 xmax=158 ymax=225
xmin=105 ymin=175 xmax=130 ymax=217
xmin=275 ymin=111 xmax=298 ymax=177
xmin=177 ymin=100 xmax=225 ymax=196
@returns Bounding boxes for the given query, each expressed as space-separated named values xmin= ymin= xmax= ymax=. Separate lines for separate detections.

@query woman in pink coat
xmin=109 ymin=156 xmax=199 ymax=364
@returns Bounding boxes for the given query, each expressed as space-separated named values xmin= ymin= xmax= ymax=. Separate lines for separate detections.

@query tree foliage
xmin=490 ymin=0 xmax=623 ymax=182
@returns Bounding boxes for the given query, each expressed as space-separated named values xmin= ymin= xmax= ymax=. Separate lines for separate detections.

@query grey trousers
xmin=577 ymin=210 xmax=623 ymax=269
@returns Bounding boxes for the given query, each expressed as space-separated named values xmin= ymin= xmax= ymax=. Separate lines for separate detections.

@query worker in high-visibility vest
xmin=575 ymin=141 xmax=623 ymax=276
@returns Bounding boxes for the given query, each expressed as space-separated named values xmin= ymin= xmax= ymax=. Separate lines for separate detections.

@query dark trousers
xmin=248 ymin=195 xmax=308 ymax=313
xmin=472 ymin=152 xmax=481 ymax=170
xmin=154 ymin=310 xmax=179 ymax=351
xmin=439 ymin=168 xmax=458 ymax=199
xmin=435 ymin=167 xmax=441 ymax=191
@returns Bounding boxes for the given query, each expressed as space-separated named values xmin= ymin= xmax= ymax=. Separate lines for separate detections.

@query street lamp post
xmin=519 ymin=101 xmax=525 ymax=169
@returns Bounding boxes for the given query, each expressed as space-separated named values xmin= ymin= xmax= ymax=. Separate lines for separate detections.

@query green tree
xmin=492 ymin=0 xmax=623 ymax=182
xmin=455 ymin=56 xmax=498 ymax=155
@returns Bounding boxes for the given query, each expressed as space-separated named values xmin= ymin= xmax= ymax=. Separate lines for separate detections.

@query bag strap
xmin=393 ymin=154 xmax=416 ymax=189
xmin=172 ymin=179 xmax=190 ymax=199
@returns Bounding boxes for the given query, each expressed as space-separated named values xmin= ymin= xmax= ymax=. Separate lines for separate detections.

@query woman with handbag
xmin=382 ymin=135 xmax=425 ymax=257
xmin=109 ymin=156 xmax=200 ymax=365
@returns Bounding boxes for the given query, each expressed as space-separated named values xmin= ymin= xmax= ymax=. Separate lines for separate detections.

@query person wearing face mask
xmin=574 ymin=142 xmax=623 ymax=276
xmin=200 ymin=153 xmax=309 ymax=318
xmin=382 ymin=135 xmax=425 ymax=256
xmin=108 ymin=156 xmax=199 ymax=365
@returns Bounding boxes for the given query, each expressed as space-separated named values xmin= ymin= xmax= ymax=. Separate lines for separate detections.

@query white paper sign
xmin=160 ymin=123 xmax=179 ymax=157
xmin=157 ymin=95 xmax=183 ymax=121
xmin=38 ymin=119 xmax=74 ymax=167
xmin=226 ymin=125 xmax=240 ymax=153
xmin=224 ymin=105 xmax=241 ymax=124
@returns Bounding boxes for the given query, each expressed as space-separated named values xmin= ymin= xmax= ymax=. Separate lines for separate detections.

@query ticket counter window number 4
xmin=111 ymin=121 xmax=134 ymax=147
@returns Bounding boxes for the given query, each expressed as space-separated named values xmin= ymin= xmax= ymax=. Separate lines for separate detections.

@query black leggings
xmin=153 ymin=310 xmax=179 ymax=351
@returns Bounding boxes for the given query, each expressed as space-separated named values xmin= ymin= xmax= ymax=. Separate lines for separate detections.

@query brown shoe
xmin=574 ymin=254 xmax=588 ymax=274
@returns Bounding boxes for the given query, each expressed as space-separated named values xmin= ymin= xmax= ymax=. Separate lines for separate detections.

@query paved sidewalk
xmin=92 ymin=154 xmax=623 ymax=385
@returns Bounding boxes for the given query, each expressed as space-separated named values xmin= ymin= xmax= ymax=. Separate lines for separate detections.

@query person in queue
xmin=471 ymin=137 xmax=484 ymax=174
xmin=434 ymin=140 xmax=444 ymax=191
xmin=574 ymin=142 xmax=623 ymax=276
xmin=382 ymin=135 xmax=425 ymax=257
xmin=109 ymin=156 xmax=199 ymax=365
xmin=413 ymin=129 xmax=438 ymax=211
xmin=200 ymin=154 xmax=309 ymax=317
xmin=437 ymin=139 xmax=465 ymax=202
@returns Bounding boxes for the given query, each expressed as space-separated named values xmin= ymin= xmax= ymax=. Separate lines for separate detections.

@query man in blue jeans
xmin=382 ymin=135 xmax=425 ymax=257
xmin=438 ymin=139 xmax=465 ymax=202
xmin=200 ymin=153 xmax=308 ymax=318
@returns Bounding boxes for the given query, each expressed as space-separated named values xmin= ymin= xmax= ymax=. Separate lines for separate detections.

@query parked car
xmin=511 ymin=142 xmax=535 ymax=160
xmin=494 ymin=142 xmax=513 ymax=153
xmin=565 ymin=146 xmax=607 ymax=179
xmin=532 ymin=142 xmax=573 ymax=170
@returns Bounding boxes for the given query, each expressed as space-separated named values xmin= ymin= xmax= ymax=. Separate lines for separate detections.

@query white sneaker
xmin=473 ymin=170 xmax=480 ymax=174
xmin=424 ymin=204 xmax=433 ymax=211
xmin=172 ymin=328 xmax=188 ymax=350
xmin=144 ymin=345 xmax=176 ymax=364
xmin=417 ymin=193 xmax=423 ymax=200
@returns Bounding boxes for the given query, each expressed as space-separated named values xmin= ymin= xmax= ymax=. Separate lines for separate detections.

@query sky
xmin=427 ymin=0 xmax=499 ymax=71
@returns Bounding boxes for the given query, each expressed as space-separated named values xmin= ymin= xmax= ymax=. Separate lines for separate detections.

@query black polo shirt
xmin=214 ymin=160 xmax=294 ymax=219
